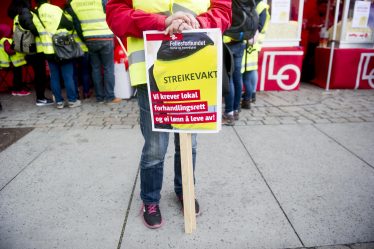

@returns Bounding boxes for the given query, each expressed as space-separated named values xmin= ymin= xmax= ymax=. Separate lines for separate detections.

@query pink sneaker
xmin=12 ymin=90 xmax=31 ymax=96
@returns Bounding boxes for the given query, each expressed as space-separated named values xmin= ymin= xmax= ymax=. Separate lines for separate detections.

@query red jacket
xmin=106 ymin=0 xmax=232 ymax=39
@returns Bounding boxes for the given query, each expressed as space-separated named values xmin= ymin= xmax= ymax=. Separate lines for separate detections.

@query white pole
xmin=297 ymin=0 xmax=304 ymax=44
xmin=326 ymin=0 xmax=341 ymax=91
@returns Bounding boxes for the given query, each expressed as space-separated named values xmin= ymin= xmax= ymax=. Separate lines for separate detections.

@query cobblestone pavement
xmin=0 ymin=83 xmax=373 ymax=129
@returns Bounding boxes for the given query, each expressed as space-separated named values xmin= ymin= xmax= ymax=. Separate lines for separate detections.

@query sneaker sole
xmin=222 ymin=122 xmax=235 ymax=126
xmin=140 ymin=205 xmax=164 ymax=229
xmin=142 ymin=216 xmax=164 ymax=229
xmin=12 ymin=93 xmax=31 ymax=96
xmin=36 ymin=103 xmax=54 ymax=106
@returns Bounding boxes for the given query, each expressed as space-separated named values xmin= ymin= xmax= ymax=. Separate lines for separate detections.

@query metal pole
xmin=297 ymin=0 xmax=304 ymax=43
xmin=326 ymin=0 xmax=341 ymax=91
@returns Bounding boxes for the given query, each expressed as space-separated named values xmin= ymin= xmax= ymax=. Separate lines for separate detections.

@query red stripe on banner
xmin=146 ymin=33 xmax=183 ymax=41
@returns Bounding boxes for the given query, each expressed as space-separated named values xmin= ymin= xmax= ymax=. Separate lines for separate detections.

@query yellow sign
xmin=144 ymin=29 xmax=223 ymax=133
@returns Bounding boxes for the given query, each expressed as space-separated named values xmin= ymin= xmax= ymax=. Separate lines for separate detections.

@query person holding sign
xmin=106 ymin=0 xmax=231 ymax=229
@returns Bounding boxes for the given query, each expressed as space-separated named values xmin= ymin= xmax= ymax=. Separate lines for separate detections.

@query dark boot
xmin=241 ymin=99 xmax=251 ymax=109
xmin=251 ymin=93 xmax=256 ymax=103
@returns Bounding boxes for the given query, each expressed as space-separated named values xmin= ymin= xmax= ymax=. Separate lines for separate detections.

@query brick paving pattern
xmin=1 ymin=83 xmax=373 ymax=129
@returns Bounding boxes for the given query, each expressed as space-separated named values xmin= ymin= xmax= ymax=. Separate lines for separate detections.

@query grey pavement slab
xmin=0 ymin=129 xmax=58 ymax=190
xmin=235 ymin=124 xmax=374 ymax=247
xmin=315 ymin=122 xmax=374 ymax=167
xmin=120 ymin=127 xmax=302 ymax=249
xmin=0 ymin=128 xmax=142 ymax=249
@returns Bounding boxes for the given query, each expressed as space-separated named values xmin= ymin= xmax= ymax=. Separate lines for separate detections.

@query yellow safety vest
xmin=254 ymin=1 xmax=270 ymax=51
xmin=35 ymin=3 xmax=72 ymax=55
xmin=242 ymin=1 xmax=270 ymax=72
xmin=128 ymin=0 xmax=211 ymax=87
xmin=31 ymin=10 xmax=53 ymax=54
xmin=64 ymin=11 xmax=88 ymax=52
xmin=69 ymin=0 xmax=113 ymax=39
xmin=0 ymin=38 xmax=27 ymax=68
xmin=153 ymin=45 xmax=217 ymax=130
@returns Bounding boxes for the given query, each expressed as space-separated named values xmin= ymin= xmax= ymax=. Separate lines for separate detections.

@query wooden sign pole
xmin=179 ymin=132 xmax=196 ymax=233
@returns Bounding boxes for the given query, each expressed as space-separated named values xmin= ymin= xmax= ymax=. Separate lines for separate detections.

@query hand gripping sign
xmin=144 ymin=29 xmax=222 ymax=233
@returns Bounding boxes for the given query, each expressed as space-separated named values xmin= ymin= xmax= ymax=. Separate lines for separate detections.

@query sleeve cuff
xmin=154 ymin=15 xmax=167 ymax=31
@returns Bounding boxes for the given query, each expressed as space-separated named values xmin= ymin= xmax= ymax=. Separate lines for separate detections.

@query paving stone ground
xmin=1 ymin=83 xmax=373 ymax=129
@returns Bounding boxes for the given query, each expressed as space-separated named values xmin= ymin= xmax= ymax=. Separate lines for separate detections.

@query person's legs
xmin=242 ymin=70 xmax=257 ymax=104
xmin=224 ymin=77 xmax=234 ymax=113
xmin=11 ymin=66 xmax=23 ymax=92
xmin=137 ymin=84 xmax=169 ymax=204
xmin=60 ymin=61 xmax=78 ymax=103
xmin=242 ymin=71 xmax=252 ymax=102
xmin=28 ymin=53 xmax=48 ymax=100
xmin=250 ymin=70 xmax=258 ymax=102
xmin=232 ymin=43 xmax=245 ymax=112
xmin=47 ymin=60 xmax=63 ymax=103
xmin=99 ymin=40 xmax=115 ymax=101
xmin=81 ymin=53 xmax=91 ymax=97
xmin=137 ymin=84 xmax=167 ymax=228
xmin=86 ymin=41 xmax=104 ymax=102
xmin=223 ymin=42 xmax=245 ymax=124
xmin=72 ymin=59 xmax=80 ymax=98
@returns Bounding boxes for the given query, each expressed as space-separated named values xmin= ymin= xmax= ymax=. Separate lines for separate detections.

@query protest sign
xmin=144 ymin=29 xmax=222 ymax=133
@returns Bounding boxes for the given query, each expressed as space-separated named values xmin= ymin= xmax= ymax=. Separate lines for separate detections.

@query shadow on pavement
xmin=0 ymin=128 xmax=33 ymax=152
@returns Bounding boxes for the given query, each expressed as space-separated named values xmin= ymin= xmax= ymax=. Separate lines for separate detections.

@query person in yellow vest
xmin=241 ymin=0 xmax=270 ymax=108
xmin=106 ymin=0 xmax=231 ymax=229
xmin=33 ymin=0 xmax=81 ymax=109
xmin=63 ymin=4 xmax=91 ymax=100
xmin=0 ymin=23 xmax=29 ymax=96
xmin=7 ymin=0 xmax=54 ymax=105
xmin=66 ymin=0 xmax=120 ymax=104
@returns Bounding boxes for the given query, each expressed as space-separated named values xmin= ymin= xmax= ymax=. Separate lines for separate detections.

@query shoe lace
xmin=146 ymin=204 xmax=158 ymax=215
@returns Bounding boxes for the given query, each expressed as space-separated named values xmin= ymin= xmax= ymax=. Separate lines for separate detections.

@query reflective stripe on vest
xmin=242 ymin=47 xmax=258 ymax=73
xmin=128 ymin=0 xmax=210 ymax=86
xmin=70 ymin=0 xmax=113 ymax=39
xmin=63 ymin=11 xmax=88 ymax=52
xmin=0 ymin=39 xmax=10 ymax=67
xmin=0 ymin=38 xmax=26 ymax=67
xmin=10 ymin=53 xmax=27 ymax=67
xmin=34 ymin=4 xmax=64 ymax=55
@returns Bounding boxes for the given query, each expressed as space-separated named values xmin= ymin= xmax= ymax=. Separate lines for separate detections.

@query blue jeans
xmin=224 ymin=42 xmax=245 ymax=113
xmin=242 ymin=70 xmax=258 ymax=101
xmin=86 ymin=39 xmax=115 ymax=101
xmin=137 ymin=85 xmax=197 ymax=204
xmin=73 ymin=53 xmax=91 ymax=95
xmin=47 ymin=60 xmax=77 ymax=103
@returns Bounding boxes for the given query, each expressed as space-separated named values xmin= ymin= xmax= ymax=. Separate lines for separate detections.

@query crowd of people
xmin=222 ymin=0 xmax=271 ymax=126
xmin=0 ymin=0 xmax=121 ymax=109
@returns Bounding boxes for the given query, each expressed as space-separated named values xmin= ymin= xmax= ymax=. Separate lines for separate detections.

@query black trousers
xmin=26 ymin=53 xmax=48 ymax=100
